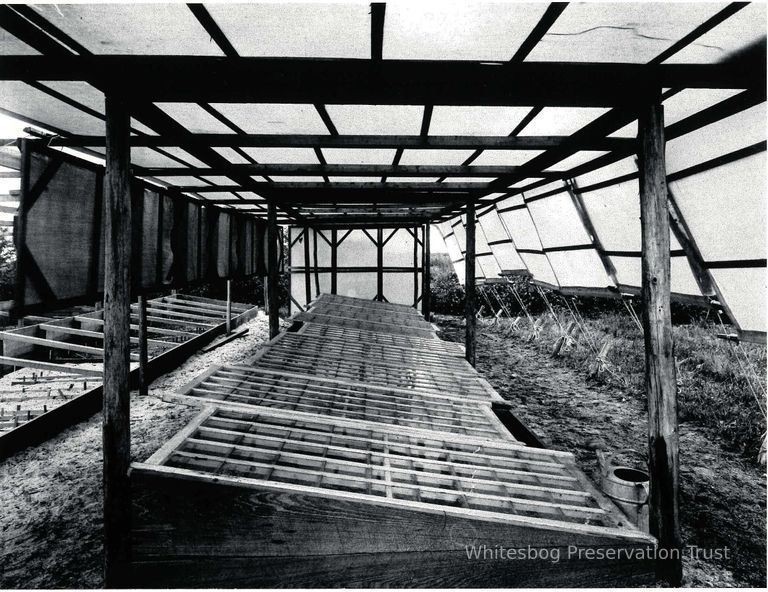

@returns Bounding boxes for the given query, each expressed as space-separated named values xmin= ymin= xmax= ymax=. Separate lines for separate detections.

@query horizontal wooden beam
xmin=38 ymin=324 xmax=175 ymax=348
xmin=0 ymin=57 xmax=762 ymax=105
xmin=0 ymin=355 xmax=104 ymax=376
xmin=0 ymin=331 xmax=140 ymax=360
xmin=74 ymin=316 xmax=197 ymax=337
xmin=138 ymin=164 xmax=560 ymax=178
xmin=38 ymin=134 xmax=635 ymax=151
xmin=203 ymin=193 xmax=465 ymax=205
xmin=182 ymin=182 xmax=487 ymax=193
xmin=302 ymin=215 xmax=431 ymax=225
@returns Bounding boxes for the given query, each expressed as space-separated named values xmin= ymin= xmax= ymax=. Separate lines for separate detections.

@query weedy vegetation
xmin=430 ymin=252 xmax=767 ymax=461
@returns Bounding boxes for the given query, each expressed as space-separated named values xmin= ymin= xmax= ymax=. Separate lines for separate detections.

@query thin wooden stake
xmin=465 ymin=200 xmax=476 ymax=366
xmin=226 ymin=279 xmax=232 ymax=335
xmin=639 ymin=101 xmax=682 ymax=586
xmin=267 ymin=203 xmax=279 ymax=339
xmin=102 ymin=94 xmax=132 ymax=587
xmin=423 ymin=223 xmax=431 ymax=321
xmin=137 ymin=295 xmax=148 ymax=397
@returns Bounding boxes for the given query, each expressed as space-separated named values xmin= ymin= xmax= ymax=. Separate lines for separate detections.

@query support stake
xmin=423 ymin=223 xmax=431 ymax=321
xmin=465 ymin=200 xmax=476 ymax=366
xmin=225 ymin=279 xmax=232 ymax=335
xmin=639 ymin=101 xmax=682 ymax=586
xmin=267 ymin=203 xmax=279 ymax=339
xmin=137 ymin=295 xmax=148 ymax=397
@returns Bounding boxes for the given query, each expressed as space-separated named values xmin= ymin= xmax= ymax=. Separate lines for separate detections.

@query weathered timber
xmin=639 ymin=101 xmax=681 ymax=586
xmin=102 ymin=95 xmax=132 ymax=587
xmin=267 ymin=203 xmax=279 ymax=339
xmin=465 ymin=200 xmax=477 ymax=366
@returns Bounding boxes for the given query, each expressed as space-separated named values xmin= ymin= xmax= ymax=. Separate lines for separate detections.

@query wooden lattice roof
xmin=0 ymin=2 xmax=764 ymax=227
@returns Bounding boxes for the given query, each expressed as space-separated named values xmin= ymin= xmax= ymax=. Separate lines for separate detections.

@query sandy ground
xmin=0 ymin=314 xmax=272 ymax=589
xmin=1 ymin=314 xmax=764 ymax=588
xmin=437 ymin=317 xmax=767 ymax=588
xmin=0 ymin=365 xmax=103 ymax=432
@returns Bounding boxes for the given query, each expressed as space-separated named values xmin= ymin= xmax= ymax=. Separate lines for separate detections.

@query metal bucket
xmin=601 ymin=465 xmax=650 ymax=532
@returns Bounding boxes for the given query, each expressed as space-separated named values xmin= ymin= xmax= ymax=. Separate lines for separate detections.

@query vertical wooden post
xmin=331 ymin=229 xmax=338 ymax=294
xmin=303 ymin=227 xmax=311 ymax=306
xmin=267 ymin=203 xmax=279 ymax=339
xmin=312 ymin=228 xmax=320 ymax=297
xmin=422 ymin=223 xmax=431 ymax=321
xmin=102 ymin=95 xmax=132 ymax=587
xmin=639 ymin=101 xmax=682 ymax=586
xmin=137 ymin=295 xmax=148 ymax=398
xmin=376 ymin=228 xmax=384 ymax=301
xmin=465 ymin=201 xmax=476 ymax=366
xmin=225 ymin=279 xmax=232 ymax=335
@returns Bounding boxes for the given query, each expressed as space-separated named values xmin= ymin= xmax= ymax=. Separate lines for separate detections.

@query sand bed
xmin=0 ymin=313 xmax=272 ymax=589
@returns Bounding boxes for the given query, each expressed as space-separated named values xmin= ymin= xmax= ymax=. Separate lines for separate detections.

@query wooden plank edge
xmin=128 ymin=462 xmax=657 ymax=545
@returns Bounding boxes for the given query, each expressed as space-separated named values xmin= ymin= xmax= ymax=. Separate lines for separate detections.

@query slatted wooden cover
xmin=175 ymin=364 xmax=508 ymax=440
xmin=136 ymin=406 xmax=648 ymax=538
xmin=293 ymin=293 xmax=436 ymax=338
xmin=138 ymin=294 xmax=652 ymax=559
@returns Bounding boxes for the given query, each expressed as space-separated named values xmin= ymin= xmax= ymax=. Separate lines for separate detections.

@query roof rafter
xmin=1 ymin=57 xmax=761 ymax=106
xmin=509 ymin=2 xmax=568 ymax=62
xmin=35 ymin=134 xmax=637 ymax=151
xmin=136 ymin=164 xmax=562 ymax=178
xmin=187 ymin=3 xmax=239 ymax=58
xmin=371 ymin=2 xmax=386 ymax=61
xmin=174 ymin=182 xmax=490 ymax=193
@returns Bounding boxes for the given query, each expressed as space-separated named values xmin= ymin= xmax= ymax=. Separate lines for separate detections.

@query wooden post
xmin=225 ymin=279 xmax=232 ymax=335
xmin=102 ymin=94 xmax=132 ymax=587
xmin=331 ymin=229 xmax=338 ymax=295
xmin=465 ymin=201 xmax=476 ymax=366
xmin=267 ymin=203 xmax=279 ymax=339
xmin=422 ymin=223 xmax=431 ymax=321
xmin=376 ymin=228 xmax=384 ymax=301
xmin=137 ymin=295 xmax=148 ymax=398
xmin=639 ymin=101 xmax=682 ymax=586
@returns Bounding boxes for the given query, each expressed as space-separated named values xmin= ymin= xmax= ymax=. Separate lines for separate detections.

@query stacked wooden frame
xmin=0 ymin=293 xmax=260 ymax=459
xmin=131 ymin=294 xmax=655 ymax=587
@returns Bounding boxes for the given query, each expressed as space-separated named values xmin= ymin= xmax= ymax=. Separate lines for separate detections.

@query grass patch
xmin=429 ymin=252 xmax=766 ymax=460
xmin=485 ymin=309 xmax=766 ymax=460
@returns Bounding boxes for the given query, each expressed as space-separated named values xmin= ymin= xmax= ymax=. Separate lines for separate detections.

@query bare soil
xmin=437 ymin=317 xmax=767 ymax=588
xmin=0 ymin=314 xmax=271 ymax=589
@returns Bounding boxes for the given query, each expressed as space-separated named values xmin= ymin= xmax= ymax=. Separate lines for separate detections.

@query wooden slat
xmin=74 ymin=316 xmax=197 ymax=337
xmin=0 ymin=331 xmax=140 ymax=360
xmin=39 ymin=323 xmax=175 ymax=348
xmin=0 ymin=355 xmax=103 ymax=376
xmin=133 ymin=407 xmax=653 ymax=542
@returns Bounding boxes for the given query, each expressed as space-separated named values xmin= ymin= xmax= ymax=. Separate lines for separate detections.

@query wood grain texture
xmin=128 ymin=474 xmax=655 ymax=588
xmin=639 ymin=101 xmax=682 ymax=586
xmin=102 ymin=95 xmax=132 ymax=587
